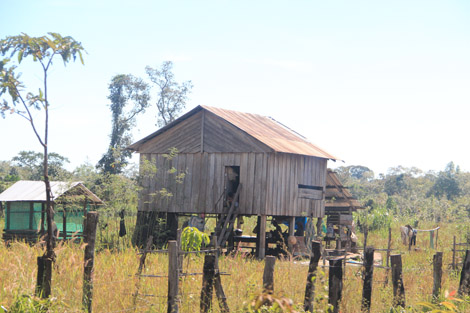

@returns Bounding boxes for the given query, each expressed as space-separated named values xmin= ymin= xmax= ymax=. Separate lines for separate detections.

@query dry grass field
xmin=1 ymin=219 xmax=470 ymax=312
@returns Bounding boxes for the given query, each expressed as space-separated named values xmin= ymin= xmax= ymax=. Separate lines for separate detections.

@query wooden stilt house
xmin=129 ymin=105 xmax=338 ymax=258
xmin=0 ymin=180 xmax=103 ymax=242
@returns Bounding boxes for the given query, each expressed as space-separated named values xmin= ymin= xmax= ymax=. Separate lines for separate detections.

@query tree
xmin=146 ymin=61 xmax=193 ymax=127
xmin=0 ymin=32 xmax=84 ymax=298
xmin=97 ymin=74 xmax=150 ymax=174
xmin=12 ymin=150 xmax=71 ymax=180
xmin=428 ymin=161 xmax=461 ymax=200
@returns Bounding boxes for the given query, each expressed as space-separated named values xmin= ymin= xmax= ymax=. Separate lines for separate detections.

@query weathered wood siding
xmin=139 ymin=152 xmax=327 ymax=217
xmin=264 ymin=153 xmax=326 ymax=217
xmin=139 ymin=152 xmax=269 ymax=215
xmin=138 ymin=111 xmax=203 ymax=154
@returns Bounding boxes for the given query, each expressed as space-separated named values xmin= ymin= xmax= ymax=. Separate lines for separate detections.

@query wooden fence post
xmin=35 ymin=256 xmax=45 ymax=297
xmin=328 ymin=258 xmax=343 ymax=313
xmin=384 ymin=227 xmax=392 ymax=286
xmin=432 ymin=252 xmax=443 ymax=300
xmin=362 ymin=246 xmax=374 ymax=312
xmin=201 ymin=254 xmax=216 ymax=313
xmin=263 ymin=256 xmax=276 ymax=294
xmin=304 ymin=241 xmax=321 ymax=312
xmin=168 ymin=241 xmax=179 ymax=313
xmin=458 ymin=250 xmax=470 ymax=296
xmin=391 ymin=254 xmax=405 ymax=308
xmin=82 ymin=212 xmax=99 ymax=313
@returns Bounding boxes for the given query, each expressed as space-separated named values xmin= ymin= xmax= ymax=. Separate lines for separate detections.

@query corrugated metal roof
xmin=0 ymin=180 xmax=103 ymax=203
xmin=129 ymin=105 xmax=338 ymax=160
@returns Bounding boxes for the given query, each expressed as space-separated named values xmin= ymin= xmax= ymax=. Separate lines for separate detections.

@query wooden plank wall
xmin=264 ymin=154 xmax=327 ymax=217
xmin=138 ymin=152 xmax=327 ymax=218
xmin=140 ymin=152 xmax=270 ymax=215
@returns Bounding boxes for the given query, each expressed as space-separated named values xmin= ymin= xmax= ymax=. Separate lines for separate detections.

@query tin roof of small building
xmin=0 ymin=180 xmax=103 ymax=203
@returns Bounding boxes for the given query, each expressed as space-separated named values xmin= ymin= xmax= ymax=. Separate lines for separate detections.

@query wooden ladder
xmin=215 ymin=184 xmax=241 ymax=248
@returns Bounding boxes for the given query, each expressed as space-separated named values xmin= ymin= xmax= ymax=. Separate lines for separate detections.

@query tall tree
xmin=0 ymin=32 xmax=84 ymax=297
xmin=146 ymin=61 xmax=193 ymax=127
xmin=97 ymin=74 xmax=149 ymax=174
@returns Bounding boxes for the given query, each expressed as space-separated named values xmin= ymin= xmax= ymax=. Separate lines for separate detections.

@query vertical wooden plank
xmin=452 ymin=236 xmax=457 ymax=270
xmin=263 ymin=256 xmax=276 ymax=294
xmin=239 ymin=153 xmax=249 ymax=214
xmin=279 ymin=154 xmax=287 ymax=216
xmin=83 ymin=212 xmax=99 ymax=313
xmin=206 ymin=153 xmax=216 ymax=214
xmin=152 ymin=154 xmax=161 ymax=212
xmin=247 ymin=153 xmax=256 ymax=215
xmin=183 ymin=154 xmax=194 ymax=213
xmin=260 ymin=153 xmax=269 ymax=216
xmin=191 ymin=153 xmax=202 ymax=213
xmin=198 ymin=153 xmax=209 ymax=213
xmin=275 ymin=155 xmax=282 ymax=216
xmin=253 ymin=153 xmax=263 ymax=215
xmin=175 ymin=154 xmax=187 ymax=210
xmin=168 ymin=241 xmax=179 ymax=313
xmin=213 ymin=154 xmax=223 ymax=214
xmin=265 ymin=154 xmax=274 ymax=216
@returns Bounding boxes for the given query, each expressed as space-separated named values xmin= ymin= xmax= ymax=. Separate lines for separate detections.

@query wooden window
xmin=298 ymin=184 xmax=324 ymax=200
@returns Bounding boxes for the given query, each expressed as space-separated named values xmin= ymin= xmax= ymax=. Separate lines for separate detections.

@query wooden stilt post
xmin=328 ymin=258 xmax=343 ymax=313
xmin=263 ymin=256 xmax=276 ymax=294
xmin=304 ymin=241 xmax=321 ymax=312
xmin=168 ymin=241 xmax=179 ymax=313
xmin=391 ymin=254 xmax=405 ymax=308
xmin=361 ymin=246 xmax=374 ymax=312
xmin=82 ymin=212 xmax=99 ymax=313
xmin=458 ymin=250 xmax=470 ymax=296
xmin=258 ymin=215 xmax=267 ymax=259
xmin=432 ymin=252 xmax=443 ymax=301
xmin=288 ymin=216 xmax=296 ymax=253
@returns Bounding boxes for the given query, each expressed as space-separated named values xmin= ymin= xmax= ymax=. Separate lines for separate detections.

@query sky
xmin=1 ymin=0 xmax=470 ymax=176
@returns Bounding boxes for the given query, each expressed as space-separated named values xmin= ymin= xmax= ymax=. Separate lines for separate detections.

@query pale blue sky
xmin=1 ymin=0 xmax=470 ymax=175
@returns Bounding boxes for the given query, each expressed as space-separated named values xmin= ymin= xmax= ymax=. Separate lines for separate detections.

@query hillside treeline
xmin=334 ymin=162 xmax=470 ymax=226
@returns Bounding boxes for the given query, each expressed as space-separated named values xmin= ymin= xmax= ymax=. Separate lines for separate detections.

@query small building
xmin=129 ymin=105 xmax=338 ymax=257
xmin=0 ymin=180 xmax=103 ymax=242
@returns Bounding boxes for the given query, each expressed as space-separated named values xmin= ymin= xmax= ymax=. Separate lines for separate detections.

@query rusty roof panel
xmin=202 ymin=106 xmax=338 ymax=160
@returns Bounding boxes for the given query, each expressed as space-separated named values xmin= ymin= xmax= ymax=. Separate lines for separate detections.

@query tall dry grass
xmin=0 ymin=219 xmax=469 ymax=312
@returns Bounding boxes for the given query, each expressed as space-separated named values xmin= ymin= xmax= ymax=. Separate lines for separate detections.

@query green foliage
xmin=335 ymin=162 xmax=470 ymax=224
xmin=12 ymin=150 xmax=71 ymax=180
xmin=181 ymin=226 xmax=209 ymax=252
xmin=7 ymin=294 xmax=59 ymax=313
